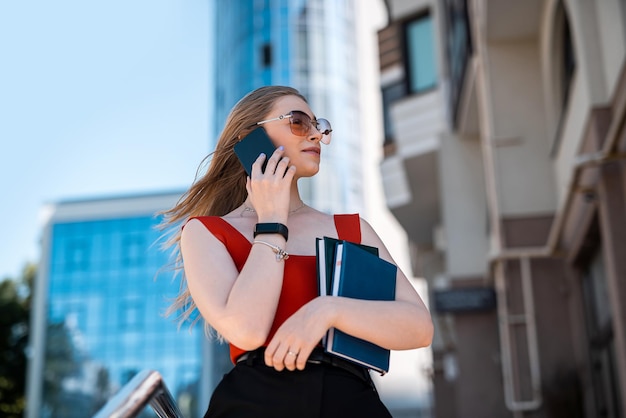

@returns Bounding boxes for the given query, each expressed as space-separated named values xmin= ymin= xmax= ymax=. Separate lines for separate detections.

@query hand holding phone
xmin=233 ymin=127 xmax=277 ymax=176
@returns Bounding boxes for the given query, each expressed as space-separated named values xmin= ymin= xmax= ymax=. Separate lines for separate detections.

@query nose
xmin=308 ymin=124 xmax=323 ymax=142
xmin=307 ymin=132 xmax=322 ymax=143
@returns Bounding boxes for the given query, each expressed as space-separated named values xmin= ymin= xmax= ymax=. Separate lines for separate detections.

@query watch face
xmin=254 ymin=223 xmax=288 ymax=241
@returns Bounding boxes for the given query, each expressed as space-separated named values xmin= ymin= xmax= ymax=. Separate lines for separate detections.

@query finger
xmin=275 ymin=156 xmax=291 ymax=177
xmin=284 ymin=349 xmax=300 ymax=372
xmin=264 ymin=344 xmax=277 ymax=368
xmin=264 ymin=147 xmax=285 ymax=175
xmin=282 ymin=164 xmax=297 ymax=180
xmin=250 ymin=153 xmax=267 ymax=177
xmin=295 ymin=346 xmax=313 ymax=371
xmin=264 ymin=344 xmax=287 ymax=371
xmin=271 ymin=145 xmax=285 ymax=157
xmin=272 ymin=346 xmax=290 ymax=372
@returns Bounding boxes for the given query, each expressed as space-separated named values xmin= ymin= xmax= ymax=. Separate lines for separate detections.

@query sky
xmin=0 ymin=1 xmax=213 ymax=280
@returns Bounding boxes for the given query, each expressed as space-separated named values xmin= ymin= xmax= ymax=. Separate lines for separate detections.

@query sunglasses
xmin=255 ymin=110 xmax=332 ymax=145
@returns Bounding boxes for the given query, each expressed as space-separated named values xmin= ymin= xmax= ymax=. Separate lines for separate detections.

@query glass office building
xmin=26 ymin=192 xmax=219 ymax=418
xmin=213 ymin=0 xmax=364 ymax=213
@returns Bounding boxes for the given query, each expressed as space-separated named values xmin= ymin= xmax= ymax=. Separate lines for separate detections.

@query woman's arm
xmin=265 ymin=217 xmax=433 ymax=371
xmin=182 ymin=149 xmax=296 ymax=350
xmin=335 ymin=216 xmax=433 ymax=349
xmin=181 ymin=219 xmax=287 ymax=350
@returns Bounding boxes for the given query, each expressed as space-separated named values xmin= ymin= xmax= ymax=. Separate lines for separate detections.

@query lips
xmin=302 ymin=147 xmax=320 ymax=155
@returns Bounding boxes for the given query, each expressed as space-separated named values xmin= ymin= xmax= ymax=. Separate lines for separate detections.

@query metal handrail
xmin=93 ymin=370 xmax=184 ymax=418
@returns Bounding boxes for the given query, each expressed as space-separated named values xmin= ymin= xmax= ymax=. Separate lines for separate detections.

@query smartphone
xmin=233 ymin=127 xmax=277 ymax=176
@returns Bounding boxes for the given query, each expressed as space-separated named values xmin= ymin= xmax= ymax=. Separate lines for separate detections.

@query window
xmin=549 ymin=0 xmax=577 ymax=156
xmin=119 ymin=299 xmax=143 ymax=330
xmin=261 ymin=43 xmax=272 ymax=67
xmin=405 ymin=13 xmax=437 ymax=93
xmin=443 ymin=0 xmax=472 ymax=126
xmin=121 ymin=233 xmax=146 ymax=267
xmin=381 ymin=82 xmax=407 ymax=144
xmin=67 ymin=239 xmax=89 ymax=271
xmin=560 ymin=6 xmax=575 ymax=110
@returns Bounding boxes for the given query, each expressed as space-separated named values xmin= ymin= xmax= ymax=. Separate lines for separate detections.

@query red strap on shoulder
xmin=187 ymin=217 xmax=250 ymax=271
xmin=333 ymin=214 xmax=361 ymax=243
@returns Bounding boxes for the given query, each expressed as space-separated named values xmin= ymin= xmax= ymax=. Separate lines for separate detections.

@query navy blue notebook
xmin=315 ymin=236 xmax=379 ymax=297
xmin=325 ymin=241 xmax=397 ymax=375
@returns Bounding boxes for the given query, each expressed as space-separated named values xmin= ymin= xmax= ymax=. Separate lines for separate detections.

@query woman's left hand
xmin=264 ymin=296 xmax=335 ymax=372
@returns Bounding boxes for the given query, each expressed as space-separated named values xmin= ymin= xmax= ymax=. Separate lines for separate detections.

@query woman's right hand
xmin=246 ymin=146 xmax=297 ymax=223
xmin=263 ymin=296 xmax=333 ymax=372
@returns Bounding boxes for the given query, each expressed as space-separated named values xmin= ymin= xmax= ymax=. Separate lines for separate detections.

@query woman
xmin=162 ymin=86 xmax=433 ymax=417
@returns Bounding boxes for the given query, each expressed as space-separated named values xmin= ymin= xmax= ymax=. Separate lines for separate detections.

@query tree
xmin=0 ymin=264 xmax=35 ymax=418
xmin=42 ymin=320 xmax=82 ymax=416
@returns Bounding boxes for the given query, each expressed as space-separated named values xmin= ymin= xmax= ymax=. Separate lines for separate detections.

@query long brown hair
xmin=160 ymin=86 xmax=307 ymax=334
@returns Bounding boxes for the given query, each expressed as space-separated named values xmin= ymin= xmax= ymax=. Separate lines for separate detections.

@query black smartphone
xmin=233 ymin=127 xmax=277 ymax=176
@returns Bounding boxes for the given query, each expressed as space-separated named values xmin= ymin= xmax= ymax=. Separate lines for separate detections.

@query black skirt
xmin=204 ymin=356 xmax=392 ymax=418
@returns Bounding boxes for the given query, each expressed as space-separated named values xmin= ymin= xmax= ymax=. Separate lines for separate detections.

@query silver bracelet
xmin=252 ymin=240 xmax=290 ymax=261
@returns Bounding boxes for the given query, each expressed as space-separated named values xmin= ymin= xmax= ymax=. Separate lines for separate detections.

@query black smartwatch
xmin=254 ymin=223 xmax=289 ymax=241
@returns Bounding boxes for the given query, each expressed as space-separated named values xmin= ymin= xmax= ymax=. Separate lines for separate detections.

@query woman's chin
xmin=295 ymin=165 xmax=320 ymax=178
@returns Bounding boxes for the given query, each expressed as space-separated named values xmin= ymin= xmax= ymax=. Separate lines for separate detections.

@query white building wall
xmin=440 ymin=132 xmax=488 ymax=277
xmin=595 ymin=0 xmax=626 ymax=96
xmin=488 ymin=40 xmax=557 ymax=215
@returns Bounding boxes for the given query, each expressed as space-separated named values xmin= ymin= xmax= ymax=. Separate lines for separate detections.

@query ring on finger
xmin=287 ymin=350 xmax=298 ymax=357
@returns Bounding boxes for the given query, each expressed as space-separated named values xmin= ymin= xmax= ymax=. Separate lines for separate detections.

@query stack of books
xmin=316 ymin=237 xmax=397 ymax=375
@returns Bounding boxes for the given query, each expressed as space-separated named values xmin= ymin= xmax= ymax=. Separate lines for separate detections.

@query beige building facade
xmin=378 ymin=0 xmax=626 ymax=416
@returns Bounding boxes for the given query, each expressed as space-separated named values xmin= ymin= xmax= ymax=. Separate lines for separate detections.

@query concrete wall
xmin=440 ymin=132 xmax=488 ymax=277
xmin=487 ymin=39 xmax=557 ymax=216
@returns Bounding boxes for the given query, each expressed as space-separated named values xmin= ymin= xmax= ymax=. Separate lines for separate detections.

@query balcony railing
xmin=93 ymin=370 xmax=184 ymax=418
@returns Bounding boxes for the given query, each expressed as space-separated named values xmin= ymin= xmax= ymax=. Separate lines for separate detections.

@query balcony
xmin=381 ymin=89 xmax=446 ymax=247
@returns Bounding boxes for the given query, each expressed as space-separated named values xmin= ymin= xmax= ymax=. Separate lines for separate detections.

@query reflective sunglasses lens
xmin=289 ymin=111 xmax=310 ymax=136
xmin=316 ymin=118 xmax=332 ymax=135
xmin=317 ymin=118 xmax=332 ymax=145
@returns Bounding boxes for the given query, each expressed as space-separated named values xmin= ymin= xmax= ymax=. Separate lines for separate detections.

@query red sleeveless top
xmin=192 ymin=214 xmax=361 ymax=363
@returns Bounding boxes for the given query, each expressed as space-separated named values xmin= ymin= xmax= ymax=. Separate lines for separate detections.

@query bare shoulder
xmin=180 ymin=218 xmax=213 ymax=247
xmin=180 ymin=218 xmax=238 ymax=274
xmin=357 ymin=216 xmax=390 ymax=253
xmin=358 ymin=216 xmax=378 ymax=237
xmin=180 ymin=217 xmax=230 ymax=252
xmin=181 ymin=217 xmax=206 ymax=236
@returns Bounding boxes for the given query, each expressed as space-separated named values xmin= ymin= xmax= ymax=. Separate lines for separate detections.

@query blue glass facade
xmin=41 ymin=214 xmax=202 ymax=417
xmin=214 ymin=0 xmax=293 ymax=131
